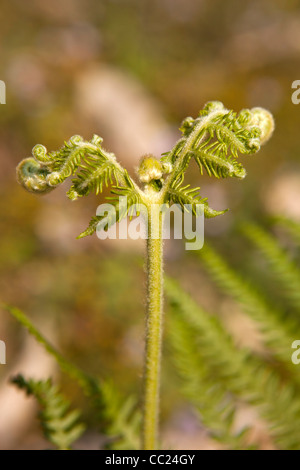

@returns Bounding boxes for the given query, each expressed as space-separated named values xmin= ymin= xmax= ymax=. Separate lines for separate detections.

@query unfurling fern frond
xmin=16 ymin=103 xmax=274 ymax=240
xmin=167 ymin=175 xmax=227 ymax=219
xmin=16 ymin=134 xmax=134 ymax=199
xmin=78 ymin=183 xmax=142 ymax=239
xmin=67 ymin=160 xmax=118 ymax=200
xmin=191 ymin=148 xmax=246 ymax=179
xmin=161 ymin=102 xmax=274 ymax=184
xmin=12 ymin=375 xmax=85 ymax=450
xmin=13 ymin=102 xmax=274 ymax=451
xmin=16 ymin=157 xmax=55 ymax=194
xmin=242 ymin=222 xmax=300 ymax=312
xmin=16 ymin=135 xmax=143 ymax=238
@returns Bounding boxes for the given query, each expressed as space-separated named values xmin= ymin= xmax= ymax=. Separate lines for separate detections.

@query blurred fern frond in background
xmin=166 ymin=218 xmax=300 ymax=450
xmin=4 ymin=218 xmax=300 ymax=449
xmin=3 ymin=304 xmax=141 ymax=450
xmin=241 ymin=222 xmax=300 ymax=312
xmin=11 ymin=375 xmax=85 ymax=450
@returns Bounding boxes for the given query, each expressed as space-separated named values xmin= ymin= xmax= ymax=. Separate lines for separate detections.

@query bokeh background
xmin=0 ymin=0 xmax=300 ymax=449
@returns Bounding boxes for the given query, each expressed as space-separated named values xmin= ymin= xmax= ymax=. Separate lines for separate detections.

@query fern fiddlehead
xmin=15 ymin=101 xmax=274 ymax=450
xmin=162 ymin=102 xmax=273 ymax=192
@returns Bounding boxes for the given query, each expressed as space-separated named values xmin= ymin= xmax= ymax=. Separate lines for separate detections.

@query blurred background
xmin=0 ymin=0 xmax=300 ymax=450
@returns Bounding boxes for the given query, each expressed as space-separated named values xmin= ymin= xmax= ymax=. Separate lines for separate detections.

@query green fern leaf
xmin=78 ymin=184 xmax=142 ymax=238
xmin=274 ymin=217 xmax=300 ymax=246
xmin=191 ymin=148 xmax=246 ymax=179
xmin=241 ymin=222 xmax=300 ymax=312
xmin=16 ymin=134 xmax=134 ymax=197
xmin=168 ymin=307 xmax=246 ymax=449
xmin=161 ymin=102 xmax=274 ymax=185
xmin=67 ymin=160 xmax=118 ymax=200
xmin=12 ymin=375 xmax=85 ymax=450
xmin=3 ymin=303 xmax=141 ymax=450
xmin=198 ymin=245 xmax=299 ymax=369
xmin=101 ymin=381 xmax=141 ymax=450
xmin=167 ymin=175 xmax=227 ymax=219
xmin=166 ymin=277 xmax=300 ymax=450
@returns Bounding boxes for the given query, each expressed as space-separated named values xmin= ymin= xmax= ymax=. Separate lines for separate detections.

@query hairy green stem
xmin=142 ymin=201 xmax=164 ymax=450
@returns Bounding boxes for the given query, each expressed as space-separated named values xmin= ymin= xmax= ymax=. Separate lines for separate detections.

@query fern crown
xmin=16 ymin=102 xmax=274 ymax=238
